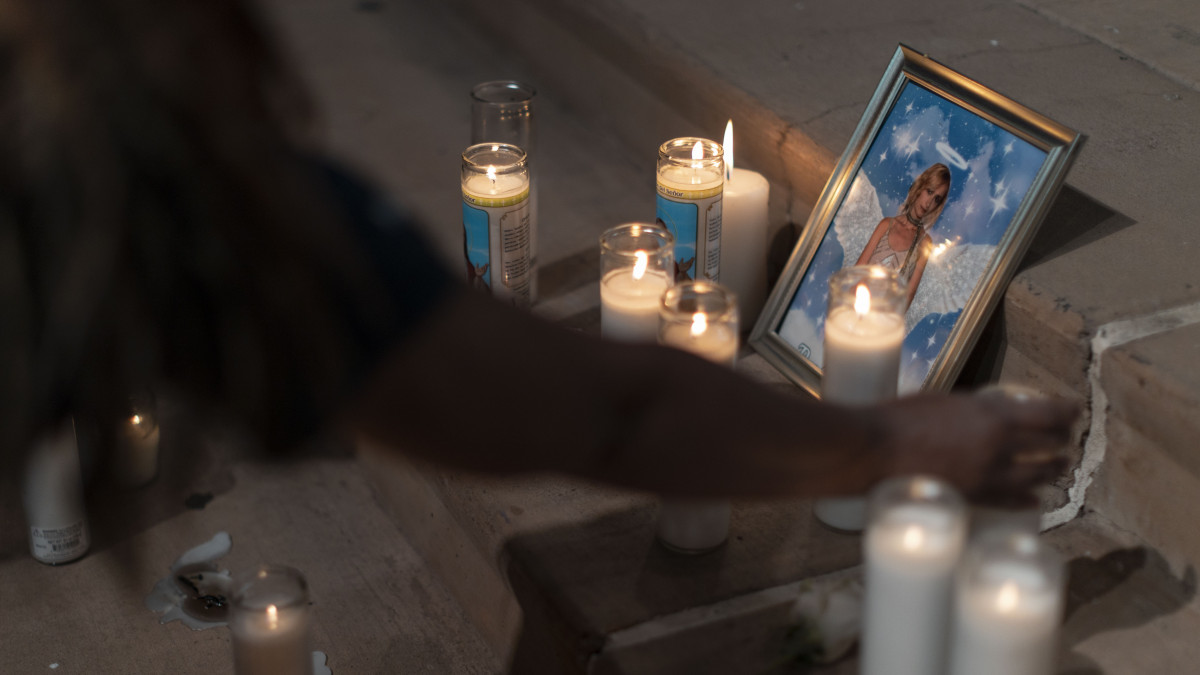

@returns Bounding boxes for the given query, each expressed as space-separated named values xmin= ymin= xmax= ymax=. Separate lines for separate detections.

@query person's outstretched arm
xmin=347 ymin=285 xmax=1075 ymax=500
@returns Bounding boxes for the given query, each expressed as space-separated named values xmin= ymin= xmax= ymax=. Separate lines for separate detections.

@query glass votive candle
xmin=115 ymin=393 xmax=160 ymax=488
xmin=231 ymin=565 xmax=314 ymax=675
xmin=861 ymin=476 xmax=967 ymax=675
xmin=461 ymin=142 xmax=533 ymax=309
xmin=814 ymin=265 xmax=907 ymax=532
xmin=654 ymin=281 xmax=738 ymax=554
xmin=947 ymin=529 xmax=1066 ymax=675
xmin=599 ymin=223 xmax=674 ymax=343
xmin=470 ymin=80 xmax=538 ymax=303
xmin=658 ymin=281 xmax=739 ymax=367
xmin=655 ymin=137 xmax=724 ymax=283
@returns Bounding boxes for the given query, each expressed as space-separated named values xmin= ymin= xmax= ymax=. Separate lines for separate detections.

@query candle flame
xmin=131 ymin=414 xmax=142 ymax=426
xmin=266 ymin=604 xmax=279 ymax=630
xmin=901 ymin=524 xmax=924 ymax=551
xmin=632 ymin=251 xmax=648 ymax=280
xmin=690 ymin=312 xmax=708 ymax=337
xmin=486 ymin=165 xmax=496 ymax=182
xmin=691 ymin=140 xmax=703 ymax=161
xmin=854 ymin=284 xmax=871 ymax=316
xmin=723 ymin=120 xmax=734 ymax=179
xmin=996 ymin=581 xmax=1019 ymax=613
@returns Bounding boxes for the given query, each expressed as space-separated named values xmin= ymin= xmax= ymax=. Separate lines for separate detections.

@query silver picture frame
xmin=750 ymin=45 xmax=1084 ymax=397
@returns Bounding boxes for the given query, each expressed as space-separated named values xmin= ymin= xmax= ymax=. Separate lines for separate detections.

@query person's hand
xmin=872 ymin=390 xmax=1079 ymax=503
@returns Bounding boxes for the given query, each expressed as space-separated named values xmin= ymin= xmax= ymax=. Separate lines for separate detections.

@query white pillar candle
xmin=599 ymin=223 xmax=675 ymax=343
xmin=948 ymin=532 xmax=1065 ymax=675
xmin=231 ymin=565 xmax=313 ymax=675
xmin=862 ymin=476 xmax=967 ymax=675
xmin=720 ymin=121 xmax=769 ymax=326
xmin=656 ymin=282 xmax=738 ymax=553
xmin=815 ymin=267 xmax=906 ymax=531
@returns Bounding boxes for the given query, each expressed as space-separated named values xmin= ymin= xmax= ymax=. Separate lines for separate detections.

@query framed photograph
xmin=750 ymin=45 xmax=1084 ymax=397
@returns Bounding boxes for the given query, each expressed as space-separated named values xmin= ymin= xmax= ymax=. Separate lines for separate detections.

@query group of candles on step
xmin=863 ymin=476 xmax=1064 ymax=675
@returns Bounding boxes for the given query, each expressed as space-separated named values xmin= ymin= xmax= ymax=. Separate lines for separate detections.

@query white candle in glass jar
xmin=659 ymin=313 xmax=738 ymax=366
xmin=822 ymin=305 xmax=904 ymax=405
xmin=948 ymin=561 xmax=1063 ymax=675
xmin=601 ymin=263 xmax=672 ymax=343
xmin=720 ymin=121 xmax=769 ymax=325
xmin=862 ymin=503 xmax=966 ymax=675
xmin=116 ymin=412 xmax=160 ymax=487
xmin=232 ymin=602 xmax=313 ymax=675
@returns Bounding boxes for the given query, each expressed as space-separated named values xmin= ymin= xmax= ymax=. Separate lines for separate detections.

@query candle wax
xmin=600 ymin=268 xmax=671 ymax=343
xmin=659 ymin=321 xmax=738 ymax=366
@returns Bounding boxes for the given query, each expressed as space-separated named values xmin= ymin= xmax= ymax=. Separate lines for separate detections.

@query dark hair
xmin=0 ymin=0 xmax=389 ymax=468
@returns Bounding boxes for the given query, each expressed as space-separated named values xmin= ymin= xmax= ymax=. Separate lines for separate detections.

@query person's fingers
xmin=994 ymin=396 xmax=1080 ymax=434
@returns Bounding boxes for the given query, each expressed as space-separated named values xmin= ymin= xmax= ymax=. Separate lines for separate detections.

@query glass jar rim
xmin=462 ymin=143 xmax=528 ymax=172
xmin=471 ymin=80 xmax=537 ymax=105
xmin=658 ymin=137 xmax=723 ymax=163
xmin=661 ymin=281 xmax=738 ymax=322
xmin=599 ymin=222 xmax=674 ymax=254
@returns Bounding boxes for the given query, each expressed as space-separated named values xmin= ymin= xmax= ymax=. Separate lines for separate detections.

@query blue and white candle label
xmin=462 ymin=188 xmax=532 ymax=308
xmin=656 ymin=185 xmax=722 ymax=282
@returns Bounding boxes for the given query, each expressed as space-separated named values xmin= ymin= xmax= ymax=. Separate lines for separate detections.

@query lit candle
xmin=814 ymin=266 xmax=906 ymax=531
xmin=862 ymin=476 xmax=967 ymax=675
xmin=231 ymin=565 xmax=314 ymax=675
xmin=599 ymin=223 xmax=674 ymax=343
xmin=461 ymin=143 xmax=533 ymax=308
xmin=948 ymin=532 xmax=1065 ymax=675
xmin=656 ymin=137 xmax=724 ymax=282
xmin=116 ymin=405 xmax=160 ymax=487
xmin=719 ymin=120 xmax=770 ymax=326
xmin=655 ymin=282 xmax=738 ymax=553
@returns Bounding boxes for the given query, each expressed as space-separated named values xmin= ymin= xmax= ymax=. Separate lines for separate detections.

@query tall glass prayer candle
xmin=23 ymin=419 xmax=90 ymax=564
xmin=599 ymin=223 xmax=674 ymax=343
xmin=461 ymin=143 xmax=532 ymax=308
xmin=231 ymin=565 xmax=314 ymax=675
xmin=115 ymin=395 xmax=160 ymax=488
xmin=471 ymin=81 xmax=538 ymax=303
xmin=862 ymin=476 xmax=967 ymax=675
xmin=720 ymin=120 xmax=770 ymax=326
xmin=655 ymin=282 xmax=738 ymax=553
xmin=814 ymin=265 xmax=906 ymax=532
xmin=656 ymin=137 xmax=724 ymax=283
xmin=948 ymin=530 xmax=1065 ymax=675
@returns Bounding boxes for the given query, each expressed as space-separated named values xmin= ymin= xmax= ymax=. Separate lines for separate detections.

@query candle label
xmin=462 ymin=188 xmax=532 ymax=308
xmin=656 ymin=186 xmax=722 ymax=282
xmin=29 ymin=520 xmax=89 ymax=564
